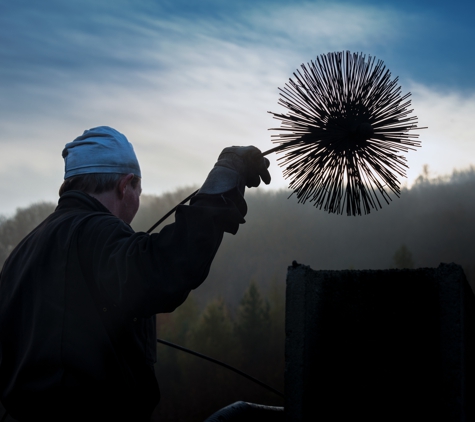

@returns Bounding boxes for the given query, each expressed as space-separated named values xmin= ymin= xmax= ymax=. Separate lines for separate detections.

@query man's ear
xmin=117 ymin=173 xmax=135 ymax=200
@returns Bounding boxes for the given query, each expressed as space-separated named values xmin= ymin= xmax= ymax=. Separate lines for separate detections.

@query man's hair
xmin=59 ymin=173 xmax=141 ymax=196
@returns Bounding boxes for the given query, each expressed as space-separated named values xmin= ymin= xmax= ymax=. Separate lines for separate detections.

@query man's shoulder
xmin=41 ymin=207 xmax=113 ymax=236
xmin=54 ymin=190 xmax=127 ymax=233
xmin=77 ymin=211 xmax=132 ymax=237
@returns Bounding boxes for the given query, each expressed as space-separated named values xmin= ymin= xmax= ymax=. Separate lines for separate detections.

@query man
xmin=0 ymin=126 xmax=270 ymax=421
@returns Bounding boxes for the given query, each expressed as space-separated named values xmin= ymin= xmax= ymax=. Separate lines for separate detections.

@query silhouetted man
xmin=0 ymin=126 xmax=270 ymax=421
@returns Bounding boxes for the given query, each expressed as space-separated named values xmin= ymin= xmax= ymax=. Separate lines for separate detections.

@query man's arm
xmin=79 ymin=146 xmax=270 ymax=317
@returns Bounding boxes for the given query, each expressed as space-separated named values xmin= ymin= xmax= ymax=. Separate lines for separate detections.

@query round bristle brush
xmin=147 ymin=51 xmax=424 ymax=233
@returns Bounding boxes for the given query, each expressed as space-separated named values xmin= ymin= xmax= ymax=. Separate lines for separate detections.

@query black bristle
xmin=268 ymin=51 xmax=423 ymax=216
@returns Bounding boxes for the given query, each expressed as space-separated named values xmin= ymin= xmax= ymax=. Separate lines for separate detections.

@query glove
xmin=216 ymin=146 xmax=271 ymax=188
xmin=199 ymin=146 xmax=271 ymax=195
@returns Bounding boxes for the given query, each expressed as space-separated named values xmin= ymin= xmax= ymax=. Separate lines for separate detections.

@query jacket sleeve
xmin=78 ymin=193 xmax=245 ymax=317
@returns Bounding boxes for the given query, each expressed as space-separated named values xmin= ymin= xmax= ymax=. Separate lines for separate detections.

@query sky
xmin=1 ymin=0 xmax=474 ymax=216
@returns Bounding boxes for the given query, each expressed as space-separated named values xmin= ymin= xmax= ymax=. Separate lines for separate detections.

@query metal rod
xmin=146 ymin=146 xmax=279 ymax=233
xmin=156 ymin=337 xmax=285 ymax=398
xmin=146 ymin=189 xmax=199 ymax=233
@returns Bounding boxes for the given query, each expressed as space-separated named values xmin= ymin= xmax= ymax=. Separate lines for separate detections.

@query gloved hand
xmin=215 ymin=146 xmax=271 ymax=188
xmin=199 ymin=146 xmax=271 ymax=195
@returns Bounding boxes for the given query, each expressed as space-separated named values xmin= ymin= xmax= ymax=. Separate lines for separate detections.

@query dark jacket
xmin=0 ymin=190 xmax=245 ymax=421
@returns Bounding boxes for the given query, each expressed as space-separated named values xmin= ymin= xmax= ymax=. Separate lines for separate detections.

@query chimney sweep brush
xmin=268 ymin=50 xmax=423 ymax=216
xmin=147 ymin=51 xmax=424 ymax=232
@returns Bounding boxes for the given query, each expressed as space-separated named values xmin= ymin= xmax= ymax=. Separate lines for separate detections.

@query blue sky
xmin=1 ymin=0 xmax=474 ymax=216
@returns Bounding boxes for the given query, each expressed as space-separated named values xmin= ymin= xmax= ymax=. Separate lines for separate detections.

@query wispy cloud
xmin=0 ymin=0 xmax=474 ymax=215
xmin=407 ymin=83 xmax=475 ymax=182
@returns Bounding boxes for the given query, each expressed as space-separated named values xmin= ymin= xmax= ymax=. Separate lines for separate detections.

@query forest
xmin=1 ymin=166 xmax=475 ymax=420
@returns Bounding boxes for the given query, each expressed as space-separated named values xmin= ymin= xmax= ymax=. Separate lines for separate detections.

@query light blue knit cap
xmin=62 ymin=126 xmax=141 ymax=179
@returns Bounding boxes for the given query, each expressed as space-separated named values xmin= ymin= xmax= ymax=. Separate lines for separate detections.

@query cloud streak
xmin=0 ymin=0 xmax=474 ymax=215
xmin=407 ymin=83 xmax=475 ymax=182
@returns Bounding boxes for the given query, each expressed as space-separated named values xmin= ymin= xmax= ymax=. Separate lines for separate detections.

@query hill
xmin=2 ymin=168 xmax=475 ymax=308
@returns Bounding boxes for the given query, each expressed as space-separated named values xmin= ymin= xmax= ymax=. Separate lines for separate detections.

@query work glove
xmin=199 ymin=146 xmax=271 ymax=195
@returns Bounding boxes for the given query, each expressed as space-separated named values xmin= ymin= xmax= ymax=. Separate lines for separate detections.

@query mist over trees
xmin=1 ymin=167 xmax=475 ymax=302
xmin=137 ymin=166 xmax=475 ymax=306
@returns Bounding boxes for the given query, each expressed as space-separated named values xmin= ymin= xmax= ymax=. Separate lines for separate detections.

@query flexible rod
xmin=146 ymin=190 xmax=198 ymax=233
xmin=156 ymin=338 xmax=285 ymax=398
xmin=146 ymin=147 xmax=277 ymax=233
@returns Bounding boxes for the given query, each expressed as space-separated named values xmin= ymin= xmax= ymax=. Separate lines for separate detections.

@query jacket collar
xmin=56 ymin=190 xmax=112 ymax=215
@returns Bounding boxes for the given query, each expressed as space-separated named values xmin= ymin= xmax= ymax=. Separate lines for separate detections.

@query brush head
xmin=269 ymin=51 xmax=423 ymax=216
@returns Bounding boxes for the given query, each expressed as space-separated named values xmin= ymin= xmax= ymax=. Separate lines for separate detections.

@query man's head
xmin=62 ymin=126 xmax=141 ymax=179
xmin=60 ymin=126 xmax=142 ymax=224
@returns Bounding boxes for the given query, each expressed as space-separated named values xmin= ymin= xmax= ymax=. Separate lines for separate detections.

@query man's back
xmin=0 ymin=191 xmax=160 ymax=420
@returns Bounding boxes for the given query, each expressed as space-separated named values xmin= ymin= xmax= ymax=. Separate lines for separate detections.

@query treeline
xmin=137 ymin=166 xmax=475 ymax=306
xmin=0 ymin=202 xmax=55 ymax=266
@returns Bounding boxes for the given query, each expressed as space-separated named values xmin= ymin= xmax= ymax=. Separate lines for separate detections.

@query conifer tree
xmin=155 ymin=294 xmax=200 ymax=419
xmin=189 ymin=298 xmax=235 ymax=357
xmin=184 ymin=298 xmax=237 ymax=418
xmin=392 ymin=244 xmax=415 ymax=269
xmin=234 ymin=280 xmax=271 ymax=378
xmin=267 ymin=278 xmax=285 ymax=392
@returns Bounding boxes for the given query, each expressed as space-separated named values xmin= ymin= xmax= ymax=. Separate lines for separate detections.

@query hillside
xmin=2 ymin=167 xmax=475 ymax=308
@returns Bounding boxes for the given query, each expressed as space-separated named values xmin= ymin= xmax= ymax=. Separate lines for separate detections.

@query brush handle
xmin=146 ymin=146 xmax=278 ymax=233
xmin=146 ymin=190 xmax=199 ymax=233
xmin=261 ymin=145 xmax=281 ymax=156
